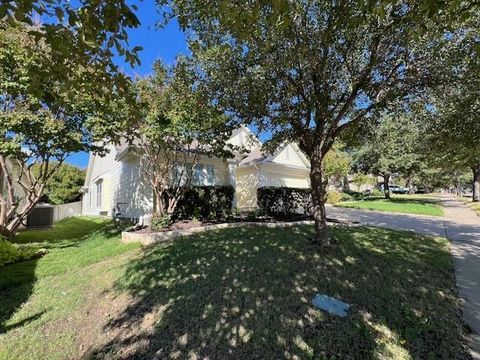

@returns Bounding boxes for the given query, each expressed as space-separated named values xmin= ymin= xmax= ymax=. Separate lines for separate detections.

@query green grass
xmin=460 ymin=197 xmax=480 ymax=216
xmin=13 ymin=216 xmax=110 ymax=245
xmin=336 ymin=195 xmax=444 ymax=216
xmin=0 ymin=217 xmax=141 ymax=360
xmin=0 ymin=219 xmax=468 ymax=359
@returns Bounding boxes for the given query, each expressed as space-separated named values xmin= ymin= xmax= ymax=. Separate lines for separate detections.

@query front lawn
xmin=336 ymin=195 xmax=444 ymax=217
xmin=460 ymin=197 xmax=480 ymax=217
xmin=0 ymin=218 xmax=468 ymax=359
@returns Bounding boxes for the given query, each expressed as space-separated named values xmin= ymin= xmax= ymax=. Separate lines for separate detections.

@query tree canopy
xmin=0 ymin=18 xmax=136 ymax=237
xmin=32 ymin=163 xmax=85 ymax=205
xmin=163 ymin=0 xmax=459 ymax=245
xmin=132 ymin=59 xmax=235 ymax=217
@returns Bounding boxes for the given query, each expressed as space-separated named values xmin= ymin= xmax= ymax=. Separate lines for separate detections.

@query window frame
xmin=96 ymin=180 xmax=103 ymax=208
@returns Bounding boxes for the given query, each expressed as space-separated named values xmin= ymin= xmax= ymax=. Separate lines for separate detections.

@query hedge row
xmin=172 ymin=186 xmax=235 ymax=220
xmin=257 ymin=187 xmax=312 ymax=219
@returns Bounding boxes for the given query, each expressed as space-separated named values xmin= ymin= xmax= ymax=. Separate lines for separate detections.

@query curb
xmin=121 ymin=220 xmax=315 ymax=245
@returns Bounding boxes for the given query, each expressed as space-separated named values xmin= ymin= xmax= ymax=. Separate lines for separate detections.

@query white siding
xmin=82 ymin=145 xmax=153 ymax=219
xmin=227 ymin=127 xmax=260 ymax=152
xmin=272 ymin=143 xmax=309 ymax=168
xmin=82 ymin=147 xmax=230 ymax=219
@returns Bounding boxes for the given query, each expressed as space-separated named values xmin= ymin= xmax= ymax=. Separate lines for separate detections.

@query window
xmin=207 ymin=165 xmax=215 ymax=185
xmin=193 ymin=164 xmax=205 ymax=185
xmin=173 ymin=162 xmax=215 ymax=186
xmin=172 ymin=162 xmax=193 ymax=186
xmin=96 ymin=180 xmax=103 ymax=207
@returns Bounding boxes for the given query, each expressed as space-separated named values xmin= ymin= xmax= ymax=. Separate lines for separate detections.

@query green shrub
xmin=0 ymin=237 xmax=19 ymax=267
xmin=257 ymin=187 xmax=311 ymax=219
xmin=326 ymin=190 xmax=343 ymax=204
xmin=0 ymin=237 xmax=43 ymax=267
xmin=340 ymin=192 xmax=353 ymax=202
xmin=151 ymin=214 xmax=171 ymax=231
xmin=351 ymin=192 xmax=365 ymax=201
xmin=172 ymin=186 xmax=234 ymax=220
xmin=371 ymin=188 xmax=383 ymax=197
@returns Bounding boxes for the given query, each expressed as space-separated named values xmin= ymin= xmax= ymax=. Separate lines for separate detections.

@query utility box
xmin=27 ymin=204 xmax=54 ymax=228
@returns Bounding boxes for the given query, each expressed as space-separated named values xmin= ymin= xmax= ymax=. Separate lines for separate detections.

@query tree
xmin=353 ymin=115 xmax=421 ymax=199
xmin=132 ymin=59 xmax=235 ymax=219
xmin=351 ymin=173 xmax=377 ymax=192
xmin=323 ymin=143 xmax=351 ymax=189
xmin=32 ymin=163 xmax=85 ymax=205
xmin=166 ymin=0 xmax=455 ymax=245
xmin=422 ymin=12 xmax=480 ymax=201
xmin=1 ymin=0 xmax=142 ymax=68
xmin=0 ymin=22 xmax=133 ymax=238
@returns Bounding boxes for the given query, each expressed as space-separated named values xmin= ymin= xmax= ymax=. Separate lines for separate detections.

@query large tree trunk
xmin=310 ymin=152 xmax=330 ymax=246
xmin=383 ymin=173 xmax=391 ymax=199
xmin=407 ymin=174 xmax=414 ymax=195
xmin=473 ymin=164 xmax=480 ymax=202
xmin=153 ymin=188 xmax=165 ymax=216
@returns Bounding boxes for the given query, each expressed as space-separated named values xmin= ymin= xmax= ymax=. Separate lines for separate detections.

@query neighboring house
xmin=81 ymin=126 xmax=311 ymax=220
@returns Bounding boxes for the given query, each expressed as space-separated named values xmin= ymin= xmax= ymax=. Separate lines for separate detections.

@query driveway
xmin=327 ymin=197 xmax=480 ymax=359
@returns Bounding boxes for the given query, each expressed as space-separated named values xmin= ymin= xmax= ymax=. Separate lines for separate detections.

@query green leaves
xmin=1 ymin=0 xmax=141 ymax=66
xmin=134 ymin=59 xmax=235 ymax=158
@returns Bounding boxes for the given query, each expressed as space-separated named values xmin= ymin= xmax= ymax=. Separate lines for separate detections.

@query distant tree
xmin=132 ymin=59 xmax=235 ymax=219
xmin=351 ymin=173 xmax=377 ymax=192
xmin=32 ymin=163 xmax=85 ymax=205
xmin=323 ymin=143 xmax=351 ymax=189
xmin=353 ymin=115 xmax=421 ymax=199
xmin=165 ymin=0 xmax=462 ymax=245
xmin=0 ymin=21 xmax=134 ymax=238
xmin=423 ymin=12 xmax=480 ymax=201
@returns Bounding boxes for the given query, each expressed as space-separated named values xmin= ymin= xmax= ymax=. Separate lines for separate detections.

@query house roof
xmin=238 ymin=146 xmax=267 ymax=166
xmin=238 ymin=142 xmax=310 ymax=169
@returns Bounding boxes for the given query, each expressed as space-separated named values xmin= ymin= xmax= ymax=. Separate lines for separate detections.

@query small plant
xmin=340 ymin=192 xmax=353 ymax=202
xmin=371 ymin=188 xmax=383 ymax=197
xmin=0 ymin=237 xmax=45 ymax=268
xmin=245 ymin=209 xmax=262 ymax=220
xmin=207 ymin=211 xmax=217 ymax=221
xmin=326 ymin=190 xmax=343 ymax=204
xmin=351 ymin=192 xmax=365 ymax=201
xmin=232 ymin=207 xmax=241 ymax=217
xmin=0 ymin=237 xmax=19 ymax=268
xmin=151 ymin=213 xmax=171 ymax=231
xmin=192 ymin=208 xmax=201 ymax=221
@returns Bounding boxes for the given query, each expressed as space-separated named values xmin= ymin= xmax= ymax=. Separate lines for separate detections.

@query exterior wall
xmin=235 ymin=163 xmax=310 ymax=209
xmin=235 ymin=167 xmax=260 ymax=209
xmin=110 ymin=156 xmax=153 ymax=219
xmin=227 ymin=127 xmax=260 ymax=152
xmin=262 ymin=163 xmax=310 ymax=188
xmin=82 ymin=147 xmax=230 ymax=220
xmin=272 ymin=143 xmax=309 ymax=168
xmin=265 ymin=171 xmax=310 ymax=188
xmin=83 ymin=150 xmax=153 ymax=219
xmin=195 ymin=157 xmax=229 ymax=186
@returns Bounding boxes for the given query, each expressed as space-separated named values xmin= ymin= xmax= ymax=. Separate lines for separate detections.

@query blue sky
xmin=66 ymin=1 xmax=188 ymax=168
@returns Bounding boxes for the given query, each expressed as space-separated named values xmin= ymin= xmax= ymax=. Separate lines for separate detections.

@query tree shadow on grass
xmin=0 ymin=258 xmax=38 ymax=334
xmin=0 ymin=217 xmax=127 ymax=337
xmin=84 ymin=225 xmax=470 ymax=359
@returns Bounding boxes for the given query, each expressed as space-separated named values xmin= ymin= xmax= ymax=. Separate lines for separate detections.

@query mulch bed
xmin=131 ymin=215 xmax=359 ymax=234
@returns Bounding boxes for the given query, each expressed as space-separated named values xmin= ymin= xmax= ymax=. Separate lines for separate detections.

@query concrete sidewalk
xmin=326 ymin=204 xmax=446 ymax=237
xmin=442 ymin=197 xmax=480 ymax=359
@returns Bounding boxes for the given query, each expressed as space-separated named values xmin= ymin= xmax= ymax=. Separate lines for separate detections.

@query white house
xmin=81 ymin=126 xmax=311 ymax=220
